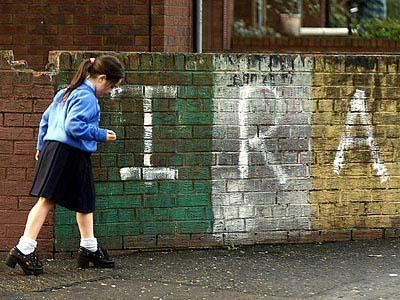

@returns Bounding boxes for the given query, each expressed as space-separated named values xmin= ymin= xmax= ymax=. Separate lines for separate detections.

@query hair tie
xmin=89 ymin=57 xmax=95 ymax=64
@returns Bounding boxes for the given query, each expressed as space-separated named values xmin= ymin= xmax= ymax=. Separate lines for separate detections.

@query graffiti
xmin=333 ymin=89 xmax=389 ymax=183
xmin=238 ymin=85 xmax=289 ymax=184
xmin=115 ymin=86 xmax=179 ymax=181
xmin=212 ymin=75 xmax=313 ymax=240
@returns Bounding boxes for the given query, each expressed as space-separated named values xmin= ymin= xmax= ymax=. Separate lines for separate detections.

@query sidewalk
xmin=1 ymin=239 xmax=400 ymax=299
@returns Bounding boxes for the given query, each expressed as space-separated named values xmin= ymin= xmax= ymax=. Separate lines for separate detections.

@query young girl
xmin=5 ymin=55 xmax=125 ymax=275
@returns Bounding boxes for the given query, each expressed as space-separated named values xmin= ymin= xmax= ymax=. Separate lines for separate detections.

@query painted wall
xmin=1 ymin=50 xmax=400 ymax=255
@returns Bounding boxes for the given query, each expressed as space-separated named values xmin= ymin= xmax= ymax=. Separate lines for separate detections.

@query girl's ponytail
xmin=62 ymin=59 xmax=94 ymax=102
xmin=62 ymin=55 xmax=124 ymax=102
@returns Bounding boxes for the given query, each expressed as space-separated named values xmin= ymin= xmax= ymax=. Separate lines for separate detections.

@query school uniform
xmin=30 ymin=80 xmax=107 ymax=213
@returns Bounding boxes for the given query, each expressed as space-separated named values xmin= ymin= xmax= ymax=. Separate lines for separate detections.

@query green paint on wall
xmin=54 ymin=53 xmax=215 ymax=251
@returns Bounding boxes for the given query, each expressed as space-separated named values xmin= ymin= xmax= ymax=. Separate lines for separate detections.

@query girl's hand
xmin=106 ymin=130 xmax=117 ymax=142
xmin=35 ymin=150 xmax=40 ymax=161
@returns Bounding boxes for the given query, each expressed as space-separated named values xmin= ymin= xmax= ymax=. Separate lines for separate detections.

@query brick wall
xmin=0 ymin=0 xmax=192 ymax=70
xmin=151 ymin=0 xmax=193 ymax=52
xmin=311 ymin=55 xmax=400 ymax=241
xmin=2 ymin=50 xmax=400 ymax=256
xmin=0 ymin=51 xmax=54 ymax=256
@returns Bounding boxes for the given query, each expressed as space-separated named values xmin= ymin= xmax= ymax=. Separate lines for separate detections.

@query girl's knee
xmin=38 ymin=197 xmax=55 ymax=208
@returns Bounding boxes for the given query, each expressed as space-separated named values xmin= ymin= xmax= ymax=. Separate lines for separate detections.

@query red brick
xmin=38 ymin=226 xmax=54 ymax=240
xmin=73 ymin=35 xmax=103 ymax=46
xmin=6 ymin=168 xmax=26 ymax=181
xmin=0 ymin=35 xmax=12 ymax=44
xmin=43 ymin=35 xmax=74 ymax=46
xmin=0 ymin=210 xmax=29 ymax=224
xmin=0 ymin=181 xmax=32 ymax=196
xmin=120 ymin=5 xmax=149 ymax=15
xmin=0 ymin=99 xmax=32 ymax=113
xmin=5 ymin=224 xmax=25 ymax=238
xmin=31 ymin=85 xmax=55 ymax=99
xmin=104 ymin=15 xmax=134 ymax=25
xmin=189 ymin=233 xmax=220 ymax=248
xmin=104 ymin=37 xmax=135 ymax=46
xmin=26 ymin=167 xmax=35 ymax=180
xmin=13 ymin=85 xmax=32 ymax=98
xmin=0 ymin=154 xmax=35 ymax=168
xmin=18 ymin=197 xmax=37 ymax=210
xmin=0 ymin=127 xmax=34 ymax=140
xmin=89 ymin=25 xmax=119 ymax=35
xmin=0 ymin=14 xmax=12 ymax=24
xmin=33 ymin=99 xmax=52 ymax=112
xmin=352 ymin=229 xmax=384 ymax=240
xmin=58 ymin=25 xmax=88 ymax=35
xmin=0 ymin=196 xmax=18 ymax=209
xmin=135 ymin=36 xmax=149 ymax=47
xmin=14 ymin=141 xmax=36 ymax=155
xmin=0 ymin=25 xmax=27 ymax=35
xmin=25 ymin=56 xmax=46 ymax=70
xmin=4 ymin=113 xmax=23 ymax=126
xmin=157 ymin=234 xmax=190 ymax=248
xmin=74 ymin=15 xmax=104 ymax=25
xmin=24 ymin=113 xmax=42 ymax=126
xmin=36 ymin=239 xmax=54 ymax=256
xmin=0 ymin=141 xmax=13 ymax=153
xmin=0 ymin=168 xmax=5 ymax=179
xmin=0 ymin=238 xmax=18 ymax=249
xmin=13 ymin=72 xmax=34 ymax=85
xmin=12 ymin=34 xmax=43 ymax=45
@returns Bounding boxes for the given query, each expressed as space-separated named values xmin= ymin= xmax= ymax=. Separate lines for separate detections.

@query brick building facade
xmin=0 ymin=0 xmax=193 ymax=69
xmin=1 ymin=0 xmax=397 ymax=71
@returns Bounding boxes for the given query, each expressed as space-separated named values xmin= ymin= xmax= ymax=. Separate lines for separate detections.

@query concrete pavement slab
xmin=1 ymin=239 xmax=400 ymax=299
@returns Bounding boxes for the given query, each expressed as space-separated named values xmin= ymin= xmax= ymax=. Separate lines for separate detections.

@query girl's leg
xmin=76 ymin=212 xmax=114 ymax=268
xmin=23 ymin=197 xmax=54 ymax=240
xmin=6 ymin=197 xmax=52 ymax=274
xmin=16 ymin=197 xmax=54 ymax=255
xmin=76 ymin=212 xmax=94 ymax=238
xmin=76 ymin=212 xmax=97 ymax=251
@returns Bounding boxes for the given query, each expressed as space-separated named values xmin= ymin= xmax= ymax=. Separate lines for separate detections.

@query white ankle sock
xmin=16 ymin=236 xmax=37 ymax=255
xmin=80 ymin=237 xmax=98 ymax=252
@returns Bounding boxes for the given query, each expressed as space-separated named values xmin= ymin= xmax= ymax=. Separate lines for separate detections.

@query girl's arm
xmin=36 ymin=103 xmax=52 ymax=151
xmin=64 ymin=94 xmax=107 ymax=142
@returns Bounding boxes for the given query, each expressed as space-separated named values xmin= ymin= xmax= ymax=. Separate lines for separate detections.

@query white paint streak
xmin=238 ymin=86 xmax=288 ymax=184
xmin=238 ymin=87 xmax=250 ymax=179
xmin=143 ymin=97 xmax=153 ymax=167
xmin=110 ymin=87 xmax=123 ymax=98
xmin=120 ymin=167 xmax=178 ymax=181
xmin=333 ymin=89 xmax=389 ymax=183
xmin=118 ymin=85 xmax=178 ymax=181
xmin=120 ymin=167 xmax=141 ymax=181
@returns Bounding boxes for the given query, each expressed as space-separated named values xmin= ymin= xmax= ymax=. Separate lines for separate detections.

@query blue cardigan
xmin=37 ymin=81 xmax=107 ymax=153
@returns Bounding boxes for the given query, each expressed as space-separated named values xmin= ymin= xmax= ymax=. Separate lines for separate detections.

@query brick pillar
xmin=150 ymin=0 xmax=193 ymax=52
xmin=203 ymin=0 xmax=234 ymax=52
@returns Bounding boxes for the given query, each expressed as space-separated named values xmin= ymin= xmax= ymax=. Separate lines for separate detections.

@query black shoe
xmin=77 ymin=246 xmax=115 ymax=269
xmin=4 ymin=247 xmax=43 ymax=275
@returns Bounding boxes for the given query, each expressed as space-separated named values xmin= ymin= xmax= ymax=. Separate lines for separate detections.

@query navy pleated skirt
xmin=30 ymin=141 xmax=96 ymax=213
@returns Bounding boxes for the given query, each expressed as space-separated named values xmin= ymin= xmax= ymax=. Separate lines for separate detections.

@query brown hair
xmin=62 ymin=55 xmax=125 ymax=101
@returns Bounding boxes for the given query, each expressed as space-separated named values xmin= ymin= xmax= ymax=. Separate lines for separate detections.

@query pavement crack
xmin=33 ymin=275 xmax=113 ymax=293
